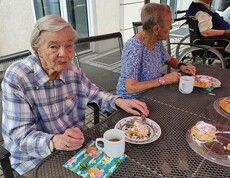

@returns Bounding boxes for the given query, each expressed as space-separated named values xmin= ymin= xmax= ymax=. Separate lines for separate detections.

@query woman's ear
xmin=37 ymin=49 xmax=43 ymax=58
xmin=153 ymin=25 xmax=159 ymax=35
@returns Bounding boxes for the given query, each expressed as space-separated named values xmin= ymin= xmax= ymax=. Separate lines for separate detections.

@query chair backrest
xmin=186 ymin=17 xmax=202 ymax=44
xmin=74 ymin=32 xmax=123 ymax=94
xmin=0 ymin=50 xmax=31 ymax=142
xmin=132 ymin=21 xmax=143 ymax=35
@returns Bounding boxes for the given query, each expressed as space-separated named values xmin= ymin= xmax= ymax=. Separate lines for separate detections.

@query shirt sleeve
xmin=122 ymin=39 xmax=143 ymax=81
xmin=2 ymin=79 xmax=53 ymax=159
xmin=158 ymin=41 xmax=170 ymax=63
xmin=195 ymin=11 xmax=213 ymax=32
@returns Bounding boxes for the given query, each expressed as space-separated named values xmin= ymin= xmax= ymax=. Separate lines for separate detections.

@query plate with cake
xmin=186 ymin=121 xmax=230 ymax=167
xmin=213 ymin=97 xmax=230 ymax=119
xmin=115 ymin=116 xmax=161 ymax=144
xmin=194 ymin=75 xmax=221 ymax=89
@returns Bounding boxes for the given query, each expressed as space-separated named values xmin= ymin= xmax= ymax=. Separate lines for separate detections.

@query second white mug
xmin=179 ymin=76 xmax=195 ymax=94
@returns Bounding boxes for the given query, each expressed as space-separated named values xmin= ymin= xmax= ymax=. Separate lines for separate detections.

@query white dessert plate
xmin=115 ymin=116 xmax=161 ymax=144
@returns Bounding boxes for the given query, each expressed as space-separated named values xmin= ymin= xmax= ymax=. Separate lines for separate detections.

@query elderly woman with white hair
xmin=116 ymin=3 xmax=196 ymax=99
xmin=1 ymin=15 xmax=149 ymax=177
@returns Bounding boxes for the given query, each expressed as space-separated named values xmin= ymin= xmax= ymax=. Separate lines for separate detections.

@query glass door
xmin=33 ymin=0 xmax=90 ymax=52
xmin=66 ymin=0 xmax=90 ymax=52
xmin=33 ymin=0 xmax=89 ymax=38
xmin=66 ymin=0 xmax=89 ymax=38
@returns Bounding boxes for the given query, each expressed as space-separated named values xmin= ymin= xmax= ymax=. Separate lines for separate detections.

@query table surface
xmin=34 ymin=65 xmax=230 ymax=178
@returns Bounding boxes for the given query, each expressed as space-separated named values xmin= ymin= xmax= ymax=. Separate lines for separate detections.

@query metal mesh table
xmin=34 ymin=65 xmax=230 ymax=178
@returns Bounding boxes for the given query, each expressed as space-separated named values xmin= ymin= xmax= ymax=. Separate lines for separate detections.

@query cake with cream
xmin=191 ymin=121 xmax=216 ymax=141
xmin=126 ymin=119 xmax=150 ymax=138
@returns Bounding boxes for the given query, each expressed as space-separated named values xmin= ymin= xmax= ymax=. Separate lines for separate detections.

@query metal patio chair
xmin=74 ymin=32 xmax=124 ymax=123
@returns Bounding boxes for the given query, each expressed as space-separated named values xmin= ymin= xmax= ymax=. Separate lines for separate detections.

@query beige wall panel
xmin=93 ymin=0 xmax=120 ymax=35
xmin=0 ymin=0 xmax=35 ymax=55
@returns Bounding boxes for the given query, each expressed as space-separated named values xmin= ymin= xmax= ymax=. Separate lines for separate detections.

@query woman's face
xmin=37 ymin=27 xmax=75 ymax=79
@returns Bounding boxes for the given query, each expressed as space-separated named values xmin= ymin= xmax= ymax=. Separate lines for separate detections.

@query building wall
xmin=0 ymin=0 xmax=35 ymax=55
xmin=92 ymin=0 xmax=120 ymax=35
xmin=119 ymin=0 xmax=144 ymax=42
xmin=0 ymin=0 xmax=193 ymax=56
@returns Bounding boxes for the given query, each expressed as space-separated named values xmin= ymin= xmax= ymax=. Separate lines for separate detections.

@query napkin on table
xmin=63 ymin=140 xmax=127 ymax=178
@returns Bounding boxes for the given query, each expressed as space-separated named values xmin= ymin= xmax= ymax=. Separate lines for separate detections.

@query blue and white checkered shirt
xmin=1 ymin=55 xmax=117 ymax=175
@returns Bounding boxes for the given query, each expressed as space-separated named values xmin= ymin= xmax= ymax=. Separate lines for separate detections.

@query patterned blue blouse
xmin=116 ymin=37 xmax=169 ymax=99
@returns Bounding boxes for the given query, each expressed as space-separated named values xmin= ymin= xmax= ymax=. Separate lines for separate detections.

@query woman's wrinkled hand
xmin=52 ymin=128 xmax=85 ymax=151
xmin=163 ymin=71 xmax=181 ymax=84
xmin=115 ymin=98 xmax=149 ymax=117
xmin=180 ymin=65 xmax=196 ymax=76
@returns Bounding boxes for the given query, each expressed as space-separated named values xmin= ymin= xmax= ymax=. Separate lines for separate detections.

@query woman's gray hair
xmin=141 ymin=3 xmax=171 ymax=33
xmin=30 ymin=15 xmax=77 ymax=54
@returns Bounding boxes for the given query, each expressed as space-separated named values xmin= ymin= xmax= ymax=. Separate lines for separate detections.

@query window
xmin=33 ymin=0 xmax=89 ymax=38
xmin=33 ymin=0 xmax=61 ymax=18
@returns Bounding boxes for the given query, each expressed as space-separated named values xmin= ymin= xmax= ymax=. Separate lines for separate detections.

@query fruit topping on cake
xmin=126 ymin=118 xmax=150 ymax=138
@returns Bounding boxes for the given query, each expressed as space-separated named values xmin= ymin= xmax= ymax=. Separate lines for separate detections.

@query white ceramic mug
xmin=95 ymin=129 xmax=125 ymax=158
xmin=179 ymin=76 xmax=195 ymax=94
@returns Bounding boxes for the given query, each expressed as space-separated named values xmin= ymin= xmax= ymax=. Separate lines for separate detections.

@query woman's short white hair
xmin=141 ymin=3 xmax=171 ymax=33
xmin=30 ymin=15 xmax=78 ymax=54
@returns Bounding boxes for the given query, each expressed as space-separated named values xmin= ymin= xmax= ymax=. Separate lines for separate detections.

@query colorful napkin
xmin=63 ymin=140 xmax=127 ymax=178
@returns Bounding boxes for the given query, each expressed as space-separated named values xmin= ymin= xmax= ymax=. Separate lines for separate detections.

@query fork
xmin=141 ymin=113 xmax=146 ymax=124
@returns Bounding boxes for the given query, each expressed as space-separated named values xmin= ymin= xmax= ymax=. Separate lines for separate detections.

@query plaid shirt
xmin=1 ymin=55 xmax=117 ymax=175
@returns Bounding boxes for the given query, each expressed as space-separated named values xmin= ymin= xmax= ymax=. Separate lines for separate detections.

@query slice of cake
xmin=194 ymin=77 xmax=212 ymax=88
xmin=126 ymin=119 xmax=149 ymax=138
xmin=191 ymin=121 xmax=216 ymax=141
xmin=219 ymin=98 xmax=230 ymax=114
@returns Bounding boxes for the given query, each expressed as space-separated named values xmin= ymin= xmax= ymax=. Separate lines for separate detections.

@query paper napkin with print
xmin=63 ymin=140 xmax=127 ymax=178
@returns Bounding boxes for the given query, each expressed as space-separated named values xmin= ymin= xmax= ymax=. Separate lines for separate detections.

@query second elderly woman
xmin=116 ymin=3 xmax=196 ymax=99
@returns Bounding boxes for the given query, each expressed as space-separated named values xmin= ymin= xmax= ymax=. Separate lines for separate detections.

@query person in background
xmin=187 ymin=0 xmax=230 ymax=37
xmin=116 ymin=3 xmax=196 ymax=99
xmin=1 ymin=15 xmax=149 ymax=177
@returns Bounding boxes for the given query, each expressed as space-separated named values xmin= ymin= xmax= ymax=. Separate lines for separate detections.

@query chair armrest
xmin=194 ymin=37 xmax=230 ymax=50
xmin=0 ymin=145 xmax=14 ymax=178
xmin=195 ymin=35 xmax=230 ymax=42
xmin=87 ymin=103 xmax=100 ymax=125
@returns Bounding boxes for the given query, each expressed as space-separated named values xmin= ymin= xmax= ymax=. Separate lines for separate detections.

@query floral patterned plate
xmin=115 ymin=116 xmax=161 ymax=144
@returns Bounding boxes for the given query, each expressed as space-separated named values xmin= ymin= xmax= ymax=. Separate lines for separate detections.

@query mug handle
xmin=180 ymin=81 xmax=185 ymax=92
xmin=95 ymin=138 xmax=104 ymax=152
